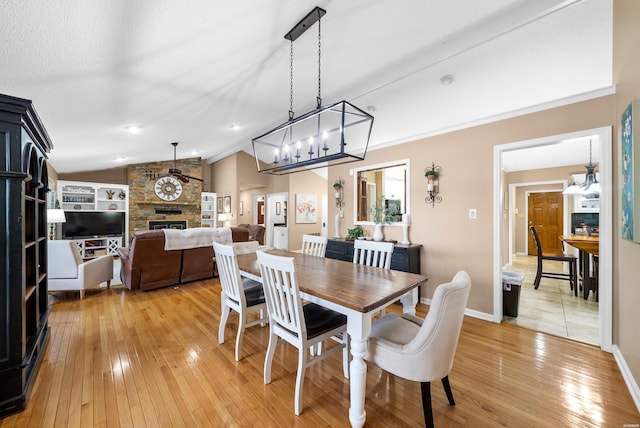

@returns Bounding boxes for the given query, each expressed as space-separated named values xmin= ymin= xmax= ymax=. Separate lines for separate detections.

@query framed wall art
xmin=217 ymin=197 xmax=223 ymax=213
xmin=224 ymin=196 xmax=231 ymax=213
xmin=275 ymin=202 xmax=281 ymax=215
xmin=622 ymin=100 xmax=640 ymax=242
xmin=295 ymin=194 xmax=317 ymax=223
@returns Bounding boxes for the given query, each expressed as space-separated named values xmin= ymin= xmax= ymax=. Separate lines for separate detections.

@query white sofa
xmin=48 ymin=240 xmax=114 ymax=299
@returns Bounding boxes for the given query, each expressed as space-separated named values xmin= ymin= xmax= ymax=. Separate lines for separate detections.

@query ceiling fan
xmin=166 ymin=141 xmax=203 ymax=183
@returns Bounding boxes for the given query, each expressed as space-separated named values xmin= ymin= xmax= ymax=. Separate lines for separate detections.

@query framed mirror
xmin=353 ymin=159 xmax=410 ymax=225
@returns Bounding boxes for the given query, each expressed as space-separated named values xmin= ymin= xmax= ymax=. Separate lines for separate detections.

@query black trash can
xmin=502 ymin=272 xmax=524 ymax=317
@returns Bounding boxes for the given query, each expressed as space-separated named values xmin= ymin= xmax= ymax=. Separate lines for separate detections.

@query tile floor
xmin=503 ymin=255 xmax=599 ymax=345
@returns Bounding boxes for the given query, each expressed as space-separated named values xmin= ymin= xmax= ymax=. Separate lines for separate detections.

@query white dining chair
xmin=366 ymin=271 xmax=471 ymax=428
xmin=257 ymin=251 xmax=349 ymax=415
xmin=214 ymin=242 xmax=268 ymax=361
xmin=300 ymin=234 xmax=328 ymax=257
xmin=353 ymin=239 xmax=394 ymax=317
xmin=353 ymin=239 xmax=394 ymax=268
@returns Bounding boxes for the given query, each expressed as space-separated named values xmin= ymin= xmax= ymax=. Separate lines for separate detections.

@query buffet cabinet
xmin=0 ymin=94 xmax=53 ymax=416
xmin=326 ymin=238 xmax=422 ymax=274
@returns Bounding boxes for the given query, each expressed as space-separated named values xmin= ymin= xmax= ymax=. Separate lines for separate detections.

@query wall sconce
xmin=424 ymin=163 xmax=442 ymax=207
xmin=333 ymin=177 xmax=345 ymax=207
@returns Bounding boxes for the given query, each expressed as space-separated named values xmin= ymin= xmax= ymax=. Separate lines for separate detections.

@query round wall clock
xmin=154 ymin=176 xmax=183 ymax=201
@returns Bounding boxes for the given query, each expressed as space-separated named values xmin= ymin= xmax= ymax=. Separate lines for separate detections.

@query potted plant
xmin=425 ymin=169 xmax=438 ymax=180
xmin=346 ymin=225 xmax=363 ymax=240
xmin=369 ymin=195 xmax=394 ymax=241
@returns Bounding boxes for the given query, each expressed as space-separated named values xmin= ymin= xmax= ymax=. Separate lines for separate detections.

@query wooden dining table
xmin=560 ymin=235 xmax=599 ymax=299
xmin=235 ymin=249 xmax=429 ymax=428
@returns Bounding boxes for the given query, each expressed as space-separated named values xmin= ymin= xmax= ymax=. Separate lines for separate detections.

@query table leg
xmin=400 ymin=288 xmax=419 ymax=315
xmin=348 ymin=337 xmax=367 ymax=428
xmin=347 ymin=313 xmax=372 ymax=428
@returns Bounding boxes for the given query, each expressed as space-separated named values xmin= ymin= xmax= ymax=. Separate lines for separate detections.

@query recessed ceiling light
xmin=191 ymin=151 xmax=198 ymax=156
xmin=230 ymin=124 xmax=242 ymax=131
xmin=440 ymin=74 xmax=455 ymax=86
xmin=114 ymin=157 xmax=126 ymax=163
xmin=126 ymin=125 xmax=141 ymax=134
xmin=366 ymin=105 xmax=376 ymax=113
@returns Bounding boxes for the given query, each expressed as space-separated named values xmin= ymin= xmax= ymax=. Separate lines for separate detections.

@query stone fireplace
xmin=127 ymin=158 xmax=203 ymax=234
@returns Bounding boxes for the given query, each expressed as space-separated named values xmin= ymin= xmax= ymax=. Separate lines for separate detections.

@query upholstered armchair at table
xmin=48 ymin=240 xmax=114 ymax=299
xmin=366 ymin=271 xmax=471 ymax=428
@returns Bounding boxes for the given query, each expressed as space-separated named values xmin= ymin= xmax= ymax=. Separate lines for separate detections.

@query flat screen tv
xmin=62 ymin=211 xmax=126 ymax=239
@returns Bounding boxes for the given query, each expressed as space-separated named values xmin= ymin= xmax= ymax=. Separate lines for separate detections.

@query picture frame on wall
xmin=295 ymin=194 xmax=317 ymax=224
xmin=224 ymin=196 xmax=231 ymax=213
xmin=240 ymin=201 xmax=244 ymax=216
xmin=217 ymin=197 xmax=223 ymax=213
xmin=621 ymin=100 xmax=640 ymax=242
xmin=275 ymin=202 xmax=281 ymax=215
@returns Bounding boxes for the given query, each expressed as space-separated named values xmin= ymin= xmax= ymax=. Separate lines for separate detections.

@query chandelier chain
xmin=317 ymin=16 xmax=322 ymax=107
xmin=289 ymin=40 xmax=294 ymax=120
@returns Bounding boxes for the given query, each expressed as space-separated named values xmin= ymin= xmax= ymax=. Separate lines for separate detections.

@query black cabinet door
xmin=326 ymin=239 xmax=421 ymax=274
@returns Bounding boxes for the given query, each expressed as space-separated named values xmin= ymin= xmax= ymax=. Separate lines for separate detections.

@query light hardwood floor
xmin=1 ymin=277 xmax=638 ymax=427
xmin=504 ymin=255 xmax=599 ymax=345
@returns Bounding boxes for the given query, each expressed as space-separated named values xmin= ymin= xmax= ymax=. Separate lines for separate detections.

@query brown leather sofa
xmin=238 ymin=224 xmax=265 ymax=245
xmin=117 ymin=227 xmax=249 ymax=291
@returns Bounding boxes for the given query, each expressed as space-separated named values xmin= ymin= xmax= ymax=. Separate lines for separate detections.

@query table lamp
xmin=47 ymin=209 xmax=66 ymax=240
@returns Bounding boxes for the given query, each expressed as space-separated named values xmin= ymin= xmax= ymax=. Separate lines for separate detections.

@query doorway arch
xmin=493 ymin=126 xmax=612 ymax=352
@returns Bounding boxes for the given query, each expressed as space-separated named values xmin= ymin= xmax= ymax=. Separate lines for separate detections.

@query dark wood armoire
xmin=0 ymin=94 xmax=53 ymax=416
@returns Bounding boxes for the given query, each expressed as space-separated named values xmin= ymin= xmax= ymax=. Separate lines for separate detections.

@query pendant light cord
xmin=289 ymin=40 xmax=294 ymax=120
xmin=317 ymin=16 xmax=322 ymax=108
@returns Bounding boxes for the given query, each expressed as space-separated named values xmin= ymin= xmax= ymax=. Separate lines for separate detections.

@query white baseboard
xmin=419 ymin=297 xmax=494 ymax=323
xmin=612 ymin=345 xmax=640 ymax=414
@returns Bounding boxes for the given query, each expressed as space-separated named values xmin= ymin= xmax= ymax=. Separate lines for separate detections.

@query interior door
xmin=528 ymin=191 xmax=564 ymax=255
xmin=257 ymin=200 xmax=265 ymax=225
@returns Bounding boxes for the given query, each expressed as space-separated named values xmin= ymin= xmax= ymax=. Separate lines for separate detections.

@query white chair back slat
xmin=214 ymin=242 xmax=243 ymax=303
xmin=258 ymin=251 xmax=305 ymax=340
xmin=300 ymin=234 xmax=328 ymax=257
xmin=353 ymin=239 xmax=394 ymax=269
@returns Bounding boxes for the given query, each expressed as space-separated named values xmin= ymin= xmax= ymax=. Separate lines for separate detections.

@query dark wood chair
xmin=530 ymin=226 xmax=578 ymax=294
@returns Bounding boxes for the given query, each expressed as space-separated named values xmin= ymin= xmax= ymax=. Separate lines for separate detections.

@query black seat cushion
xmin=244 ymin=286 xmax=265 ymax=307
xmin=303 ymin=303 xmax=347 ymax=339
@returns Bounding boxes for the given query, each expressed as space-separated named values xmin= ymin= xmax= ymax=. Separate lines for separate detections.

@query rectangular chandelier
xmin=252 ymin=100 xmax=373 ymax=175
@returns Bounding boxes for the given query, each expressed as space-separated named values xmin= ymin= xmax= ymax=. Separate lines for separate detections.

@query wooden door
xmin=528 ymin=191 xmax=564 ymax=255
xmin=257 ymin=200 xmax=265 ymax=225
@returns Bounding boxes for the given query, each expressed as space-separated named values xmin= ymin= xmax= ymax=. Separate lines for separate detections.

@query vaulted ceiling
xmin=0 ymin=0 xmax=612 ymax=173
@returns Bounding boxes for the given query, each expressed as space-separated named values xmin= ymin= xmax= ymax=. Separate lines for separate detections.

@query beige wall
xmin=613 ymin=0 xmax=640 ymax=393
xmin=329 ymin=95 xmax=614 ymax=315
xmin=59 ymin=166 xmax=128 ymax=184
xmin=212 ymin=154 xmax=239 ymax=225
xmin=288 ymin=171 xmax=327 ymax=250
